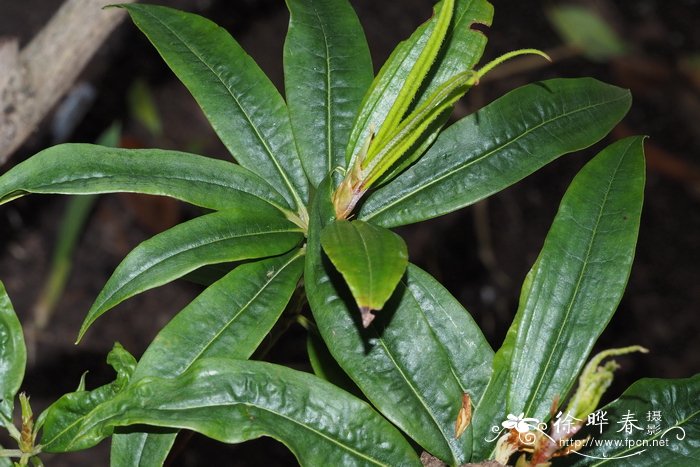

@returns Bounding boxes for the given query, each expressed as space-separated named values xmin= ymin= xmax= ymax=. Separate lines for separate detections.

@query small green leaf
xmin=79 ymin=210 xmax=303 ymax=340
xmin=0 ymin=282 xmax=25 ymax=423
xmin=320 ymin=220 xmax=408 ymax=326
xmin=121 ymin=4 xmax=309 ymax=212
xmin=42 ymin=359 xmax=421 ymax=466
xmin=284 ymin=0 xmax=373 ymax=186
xmin=359 ymin=78 xmax=632 ymax=227
xmin=0 ymin=144 xmax=290 ymax=214
xmin=570 ymin=374 xmax=700 ymax=465
xmin=308 ymin=178 xmax=474 ymax=464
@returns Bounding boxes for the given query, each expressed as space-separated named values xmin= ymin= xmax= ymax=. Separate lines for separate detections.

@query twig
xmin=0 ymin=0 xmax=136 ymax=164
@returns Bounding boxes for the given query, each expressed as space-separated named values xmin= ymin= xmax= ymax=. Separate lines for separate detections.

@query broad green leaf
xmin=42 ymin=359 xmax=421 ymax=466
xmin=359 ymin=78 xmax=632 ymax=227
xmin=404 ymin=265 xmax=493 ymax=401
xmin=0 ymin=281 xmax=25 ymax=422
xmin=79 ymin=210 xmax=303 ymax=340
xmin=0 ymin=144 xmax=289 ymax=214
xmin=133 ymin=250 xmax=304 ymax=380
xmin=111 ymin=251 xmax=304 ymax=467
xmin=346 ymin=0 xmax=493 ymax=167
xmin=39 ymin=344 xmax=136 ymax=452
xmin=506 ymin=137 xmax=645 ymax=421
xmin=569 ymin=374 xmax=700 ymax=465
xmin=284 ymin=0 xmax=373 ymax=186
xmin=320 ymin=220 xmax=408 ymax=326
xmin=547 ymin=5 xmax=628 ymax=62
xmin=121 ymin=4 xmax=309 ymax=211
xmin=307 ymin=178 xmax=473 ymax=464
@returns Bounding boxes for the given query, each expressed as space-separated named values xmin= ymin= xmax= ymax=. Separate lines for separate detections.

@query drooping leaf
xmin=359 ymin=78 xmax=632 ymax=227
xmin=569 ymin=374 xmax=700 ymax=465
xmin=507 ymin=137 xmax=645 ymax=421
xmin=284 ymin=0 xmax=373 ymax=186
xmin=79 ymin=210 xmax=303 ymax=340
xmin=42 ymin=359 xmax=421 ymax=466
xmin=0 ymin=281 xmax=25 ymax=422
xmin=320 ymin=219 xmax=408 ymax=326
xmin=111 ymin=251 xmax=304 ymax=466
xmin=121 ymin=4 xmax=309 ymax=211
xmin=307 ymin=178 xmax=474 ymax=464
xmin=346 ymin=0 xmax=493 ymax=166
xmin=0 ymin=144 xmax=289 ymax=214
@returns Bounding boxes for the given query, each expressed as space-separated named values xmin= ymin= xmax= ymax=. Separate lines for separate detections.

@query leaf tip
xmin=359 ymin=307 xmax=375 ymax=328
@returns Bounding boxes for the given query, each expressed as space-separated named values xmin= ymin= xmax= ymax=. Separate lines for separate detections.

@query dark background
xmin=1 ymin=0 xmax=698 ymax=465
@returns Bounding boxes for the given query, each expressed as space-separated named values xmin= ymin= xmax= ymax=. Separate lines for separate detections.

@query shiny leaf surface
xmin=0 ymin=144 xmax=288 ymax=213
xmin=0 ymin=282 xmax=25 ymax=422
xmin=79 ymin=210 xmax=303 ymax=339
xmin=43 ymin=359 xmax=421 ymax=466
xmin=122 ymin=4 xmax=308 ymax=210
xmin=284 ymin=0 xmax=373 ymax=186
xmin=359 ymin=78 xmax=632 ymax=227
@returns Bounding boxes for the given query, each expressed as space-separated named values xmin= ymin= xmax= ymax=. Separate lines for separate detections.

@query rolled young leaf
xmin=110 ymin=250 xmax=304 ymax=466
xmin=346 ymin=0 xmax=492 ymax=167
xmin=307 ymin=178 xmax=474 ymax=464
xmin=359 ymin=78 xmax=632 ymax=227
xmin=0 ymin=282 xmax=26 ymax=422
xmin=43 ymin=359 xmax=422 ymax=467
xmin=0 ymin=144 xmax=292 ymax=214
xmin=121 ymin=4 xmax=309 ymax=211
xmin=320 ymin=219 xmax=408 ymax=327
xmin=569 ymin=374 xmax=700 ymax=465
xmin=284 ymin=0 xmax=373 ymax=187
xmin=78 ymin=210 xmax=303 ymax=340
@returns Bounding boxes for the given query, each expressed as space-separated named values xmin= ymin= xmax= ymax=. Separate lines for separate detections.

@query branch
xmin=0 ymin=0 xmax=136 ymax=164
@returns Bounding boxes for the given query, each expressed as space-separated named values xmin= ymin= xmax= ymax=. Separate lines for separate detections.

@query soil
xmin=0 ymin=0 xmax=698 ymax=465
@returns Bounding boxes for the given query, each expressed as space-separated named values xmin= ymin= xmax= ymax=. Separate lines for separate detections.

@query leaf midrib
xmin=362 ymin=93 xmax=630 ymax=222
xmin=519 ymin=138 xmax=634 ymax=417
xmin=138 ymin=8 xmax=302 ymax=210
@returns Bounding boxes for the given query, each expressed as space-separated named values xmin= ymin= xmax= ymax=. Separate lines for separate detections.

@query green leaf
xmin=121 ymin=4 xmax=309 ymax=211
xmin=307 ymin=178 xmax=474 ymax=464
xmin=320 ymin=220 xmax=408 ymax=327
xmin=346 ymin=0 xmax=492 ymax=167
xmin=307 ymin=331 xmax=362 ymax=399
xmin=110 ymin=250 xmax=305 ymax=466
xmin=0 ymin=144 xmax=289 ymax=213
xmin=569 ymin=374 xmax=700 ymax=465
xmin=284 ymin=0 xmax=373 ymax=187
xmin=471 ymin=138 xmax=645 ymax=461
xmin=507 ymin=136 xmax=645 ymax=421
xmin=547 ymin=5 xmax=628 ymax=62
xmin=134 ymin=250 xmax=304 ymax=380
xmin=404 ymin=265 xmax=493 ymax=402
xmin=42 ymin=359 xmax=421 ymax=466
xmin=79 ymin=210 xmax=303 ymax=340
xmin=40 ymin=344 xmax=136 ymax=452
xmin=110 ymin=431 xmax=175 ymax=467
xmin=0 ymin=282 xmax=25 ymax=422
xmin=359 ymin=78 xmax=633 ymax=227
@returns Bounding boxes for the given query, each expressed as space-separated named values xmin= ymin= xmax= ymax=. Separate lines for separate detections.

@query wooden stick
xmin=0 ymin=0 xmax=136 ymax=164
